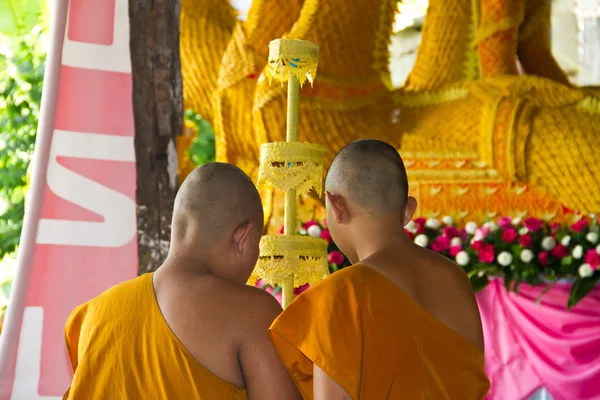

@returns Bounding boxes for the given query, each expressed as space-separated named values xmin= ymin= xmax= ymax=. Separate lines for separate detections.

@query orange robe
xmin=63 ymin=273 xmax=246 ymax=400
xmin=269 ymin=265 xmax=490 ymax=399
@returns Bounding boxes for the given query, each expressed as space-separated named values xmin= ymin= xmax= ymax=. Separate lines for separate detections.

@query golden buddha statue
xmin=179 ymin=0 xmax=600 ymax=230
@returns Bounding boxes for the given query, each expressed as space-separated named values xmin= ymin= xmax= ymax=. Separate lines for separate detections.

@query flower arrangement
xmin=261 ymin=215 xmax=600 ymax=309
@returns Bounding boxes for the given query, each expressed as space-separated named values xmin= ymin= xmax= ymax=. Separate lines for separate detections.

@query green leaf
xmin=568 ymin=275 xmax=600 ymax=309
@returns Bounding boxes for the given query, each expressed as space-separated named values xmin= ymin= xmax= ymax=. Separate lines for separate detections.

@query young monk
xmin=269 ymin=139 xmax=490 ymax=399
xmin=63 ymin=163 xmax=301 ymax=399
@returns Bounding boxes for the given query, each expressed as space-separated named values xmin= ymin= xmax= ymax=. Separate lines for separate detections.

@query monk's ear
xmin=326 ymin=191 xmax=346 ymax=223
xmin=233 ymin=221 xmax=256 ymax=252
xmin=404 ymin=197 xmax=417 ymax=225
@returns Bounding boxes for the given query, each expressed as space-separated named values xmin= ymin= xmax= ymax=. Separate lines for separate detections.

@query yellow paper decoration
xmin=249 ymin=235 xmax=330 ymax=288
xmin=264 ymin=39 xmax=319 ymax=86
xmin=257 ymin=142 xmax=325 ymax=195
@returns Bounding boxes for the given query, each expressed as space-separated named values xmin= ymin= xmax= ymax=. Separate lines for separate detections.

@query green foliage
xmin=0 ymin=25 xmax=46 ymax=259
xmin=184 ymin=109 xmax=216 ymax=166
xmin=0 ymin=0 xmax=47 ymax=37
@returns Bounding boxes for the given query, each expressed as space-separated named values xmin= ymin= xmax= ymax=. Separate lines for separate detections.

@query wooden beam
xmin=129 ymin=0 xmax=183 ymax=274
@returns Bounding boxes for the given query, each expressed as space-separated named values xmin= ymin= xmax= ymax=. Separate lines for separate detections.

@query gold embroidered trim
xmin=265 ymin=39 xmax=320 ymax=86
xmin=257 ymin=142 xmax=325 ymax=195
xmin=248 ymin=235 xmax=329 ymax=287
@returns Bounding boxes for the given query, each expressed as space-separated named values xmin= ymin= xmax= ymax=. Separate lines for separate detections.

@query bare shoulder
xmin=228 ymin=284 xmax=283 ymax=333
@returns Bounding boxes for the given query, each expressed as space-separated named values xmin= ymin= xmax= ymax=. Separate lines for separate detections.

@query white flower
xmin=477 ymin=270 xmax=486 ymax=277
xmin=497 ymin=251 xmax=513 ymax=267
xmin=560 ymin=236 xmax=572 ymax=247
xmin=405 ymin=220 xmax=417 ymax=234
xmin=414 ymin=234 xmax=429 ymax=248
xmin=450 ymin=237 xmax=463 ymax=247
xmin=465 ymin=222 xmax=478 ymax=235
xmin=519 ymin=227 xmax=529 ymax=235
xmin=298 ymin=228 xmax=307 ymax=235
xmin=573 ymin=245 xmax=584 ymax=259
xmin=483 ymin=221 xmax=498 ymax=232
xmin=442 ymin=216 xmax=454 ymax=226
xmin=512 ymin=217 xmax=522 ymax=225
xmin=541 ymin=237 xmax=557 ymax=251
xmin=307 ymin=224 xmax=322 ymax=237
xmin=586 ymin=232 xmax=599 ymax=244
xmin=578 ymin=264 xmax=594 ymax=278
xmin=520 ymin=249 xmax=534 ymax=263
xmin=455 ymin=251 xmax=470 ymax=266
xmin=425 ymin=218 xmax=441 ymax=230
xmin=597 ymin=244 xmax=600 ymax=254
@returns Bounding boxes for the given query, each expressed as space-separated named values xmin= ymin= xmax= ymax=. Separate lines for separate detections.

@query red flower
xmin=279 ymin=225 xmax=285 ymax=234
xmin=414 ymin=218 xmax=426 ymax=234
xmin=304 ymin=221 xmax=318 ymax=229
xmin=449 ymin=245 xmax=462 ymax=257
xmin=551 ymin=244 xmax=568 ymax=258
xmin=571 ymin=219 xmax=588 ymax=233
xmin=443 ymin=226 xmax=460 ymax=239
xmin=501 ymin=228 xmax=518 ymax=243
xmin=478 ymin=244 xmax=495 ymax=263
xmin=294 ymin=284 xmax=310 ymax=295
xmin=460 ymin=229 xmax=469 ymax=242
xmin=321 ymin=230 xmax=332 ymax=243
xmin=498 ymin=217 xmax=513 ymax=229
xmin=328 ymin=251 xmax=345 ymax=265
xmin=471 ymin=240 xmax=484 ymax=250
xmin=585 ymin=250 xmax=600 ymax=268
xmin=519 ymin=234 xmax=533 ymax=248
xmin=539 ymin=252 xmax=549 ymax=266
xmin=551 ymin=223 xmax=560 ymax=232
xmin=404 ymin=229 xmax=415 ymax=240
xmin=431 ymin=236 xmax=450 ymax=252
xmin=525 ymin=218 xmax=544 ymax=233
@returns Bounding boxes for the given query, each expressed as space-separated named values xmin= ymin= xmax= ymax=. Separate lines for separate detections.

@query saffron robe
xmin=269 ymin=265 xmax=490 ymax=399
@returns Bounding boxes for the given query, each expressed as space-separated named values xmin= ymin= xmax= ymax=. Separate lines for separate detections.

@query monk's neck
xmin=353 ymin=230 xmax=413 ymax=263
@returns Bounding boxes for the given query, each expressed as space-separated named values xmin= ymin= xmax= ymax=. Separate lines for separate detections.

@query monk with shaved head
xmin=269 ymin=140 xmax=490 ymax=399
xmin=63 ymin=163 xmax=300 ymax=399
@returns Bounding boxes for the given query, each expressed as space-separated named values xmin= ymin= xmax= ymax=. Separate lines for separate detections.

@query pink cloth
xmin=477 ymin=279 xmax=600 ymax=400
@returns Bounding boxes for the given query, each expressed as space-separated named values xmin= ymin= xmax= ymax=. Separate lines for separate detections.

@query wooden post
xmin=130 ymin=0 xmax=183 ymax=274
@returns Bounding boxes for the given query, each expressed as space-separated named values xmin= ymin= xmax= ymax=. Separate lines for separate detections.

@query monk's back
xmin=269 ymin=261 xmax=490 ymax=399
xmin=64 ymin=273 xmax=246 ymax=400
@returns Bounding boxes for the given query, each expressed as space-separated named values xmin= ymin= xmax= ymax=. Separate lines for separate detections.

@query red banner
xmin=0 ymin=0 xmax=137 ymax=397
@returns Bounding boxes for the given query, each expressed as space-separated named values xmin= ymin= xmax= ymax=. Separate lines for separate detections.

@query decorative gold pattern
xmin=265 ymin=39 xmax=319 ymax=86
xmin=249 ymin=235 xmax=330 ymax=287
xmin=257 ymin=142 xmax=325 ymax=195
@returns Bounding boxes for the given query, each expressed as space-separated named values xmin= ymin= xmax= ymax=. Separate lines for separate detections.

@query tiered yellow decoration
xmin=179 ymin=0 xmax=600 ymax=229
xmin=250 ymin=39 xmax=329 ymax=308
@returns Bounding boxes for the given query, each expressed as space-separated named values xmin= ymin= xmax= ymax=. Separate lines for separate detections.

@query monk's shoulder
xmin=227 ymin=284 xmax=283 ymax=332
xmin=300 ymin=266 xmax=367 ymax=302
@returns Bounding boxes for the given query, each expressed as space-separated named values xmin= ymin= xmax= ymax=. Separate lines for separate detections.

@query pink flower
xmin=539 ymin=252 xmax=549 ymax=266
xmin=551 ymin=244 xmax=568 ymax=259
xmin=498 ymin=217 xmax=513 ymax=229
xmin=323 ymin=219 xmax=328 ymax=228
xmin=304 ymin=221 xmax=318 ymax=229
xmin=294 ymin=284 xmax=310 ymax=295
xmin=449 ymin=245 xmax=462 ymax=257
xmin=321 ymin=230 xmax=332 ymax=243
xmin=471 ymin=240 xmax=483 ymax=250
xmin=551 ymin=223 xmax=560 ymax=232
xmin=475 ymin=226 xmax=490 ymax=239
xmin=328 ymin=251 xmax=345 ymax=265
xmin=519 ymin=234 xmax=533 ymax=248
xmin=501 ymin=228 xmax=518 ymax=243
xmin=431 ymin=236 xmax=450 ymax=252
xmin=525 ymin=218 xmax=544 ymax=233
xmin=415 ymin=217 xmax=426 ymax=225
xmin=478 ymin=244 xmax=495 ymax=263
xmin=443 ymin=226 xmax=460 ymax=239
xmin=279 ymin=225 xmax=285 ymax=234
xmin=571 ymin=219 xmax=588 ymax=233
xmin=404 ymin=229 xmax=414 ymax=240
xmin=460 ymin=229 xmax=469 ymax=242
xmin=585 ymin=250 xmax=600 ymax=269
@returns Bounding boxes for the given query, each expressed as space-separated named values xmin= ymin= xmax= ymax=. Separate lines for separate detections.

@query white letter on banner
xmin=11 ymin=307 xmax=61 ymax=400
xmin=36 ymin=130 xmax=136 ymax=247
xmin=61 ymin=0 xmax=131 ymax=73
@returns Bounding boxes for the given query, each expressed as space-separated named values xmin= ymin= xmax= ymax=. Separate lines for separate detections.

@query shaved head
xmin=172 ymin=163 xmax=264 ymax=243
xmin=326 ymin=139 xmax=409 ymax=216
